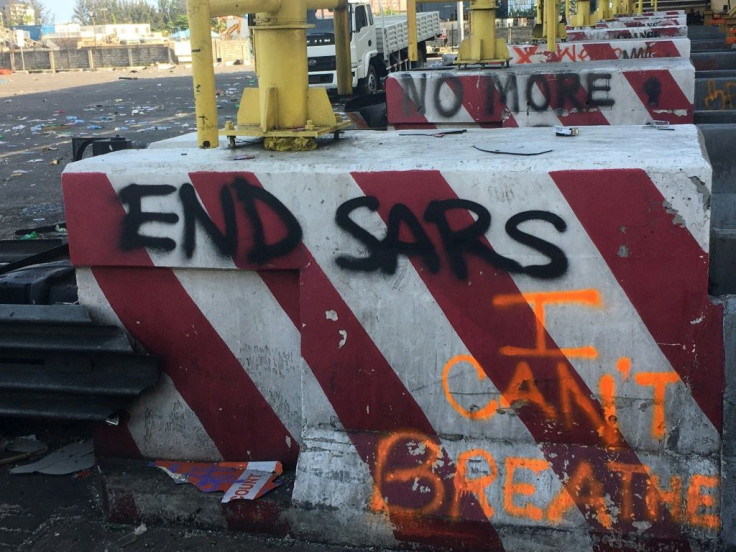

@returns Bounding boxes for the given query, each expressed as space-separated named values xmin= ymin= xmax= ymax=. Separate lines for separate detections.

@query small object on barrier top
xmin=555 ymin=126 xmax=579 ymax=136
xmin=645 ymin=120 xmax=675 ymax=130
xmin=399 ymin=129 xmax=467 ymax=138
xmin=473 ymin=145 xmax=553 ymax=156
xmin=232 ymin=154 xmax=255 ymax=161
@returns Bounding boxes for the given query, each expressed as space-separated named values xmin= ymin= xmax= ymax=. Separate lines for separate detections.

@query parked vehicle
xmin=306 ymin=0 xmax=441 ymax=94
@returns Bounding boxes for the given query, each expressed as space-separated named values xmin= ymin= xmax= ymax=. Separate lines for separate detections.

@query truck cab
xmin=307 ymin=1 xmax=380 ymax=94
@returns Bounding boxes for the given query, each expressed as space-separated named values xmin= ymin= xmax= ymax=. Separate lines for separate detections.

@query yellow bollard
xmin=187 ymin=0 xmax=219 ymax=148
xmin=545 ymin=0 xmax=557 ymax=52
xmin=334 ymin=4 xmax=352 ymax=95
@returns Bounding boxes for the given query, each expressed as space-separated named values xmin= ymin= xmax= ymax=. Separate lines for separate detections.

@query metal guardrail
xmin=0 ymin=304 xmax=159 ymax=421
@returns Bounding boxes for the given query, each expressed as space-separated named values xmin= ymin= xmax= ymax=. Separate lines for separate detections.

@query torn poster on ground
xmin=151 ymin=460 xmax=282 ymax=503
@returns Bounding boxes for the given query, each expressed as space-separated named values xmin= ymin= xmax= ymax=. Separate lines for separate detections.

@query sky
xmin=44 ymin=0 xmax=75 ymax=23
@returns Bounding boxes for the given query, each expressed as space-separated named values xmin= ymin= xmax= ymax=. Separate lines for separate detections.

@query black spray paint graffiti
xmin=398 ymin=72 xmax=615 ymax=119
xmin=118 ymin=180 xmax=569 ymax=280
xmin=119 ymin=177 xmax=302 ymax=264
xmin=335 ymin=196 xmax=568 ymax=280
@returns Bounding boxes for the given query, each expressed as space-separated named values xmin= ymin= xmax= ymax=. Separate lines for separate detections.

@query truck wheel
xmin=359 ymin=65 xmax=379 ymax=95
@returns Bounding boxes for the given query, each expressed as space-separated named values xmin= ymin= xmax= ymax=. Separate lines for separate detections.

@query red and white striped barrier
xmin=566 ymin=25 xmax=687 ymax=40
xmin=508 ymin=38 xmax=690 ymax=65
xmin=386 ymin=58 xmax=693 ymax=128
xmin=592 ymin=13 xmax=686 ymax=27
xmin=63 ymin=125 xmax=721 ymax=548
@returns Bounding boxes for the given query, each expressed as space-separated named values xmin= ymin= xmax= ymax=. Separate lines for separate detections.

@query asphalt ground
xmin=0 ymin=64 xmax=260 ymax=241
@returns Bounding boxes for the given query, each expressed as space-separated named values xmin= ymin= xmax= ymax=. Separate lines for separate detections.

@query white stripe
xmin=256 ymin=170 xmax=594 ymax=539
xmin=76 ymin=268 xmax=222 ymax=460
xmin=438 ymin=169 xmax=719 ymax=457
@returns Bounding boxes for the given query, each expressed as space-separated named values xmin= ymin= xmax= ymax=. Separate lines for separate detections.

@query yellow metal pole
xmin=545 ymin=0 xmax=556 ymax=51
xmin=565 ymin=0 xmax=570 ymax=21
xmin=187 ymin=0 xmax=219 ymax=148
xmin=573 ymin=0 xmax=590 ymax=25
xmin=253 ymin=0 xmax=308 ymax=131
xmin=408 ymin=0 xmax=418 ymax=62
xmin=334 ymin=3 xmax=352 ymax=95
xmin=637 ymin=0 xmax=643 ymax=14
xmin=209 ymin=0 xmax=280 ymax=17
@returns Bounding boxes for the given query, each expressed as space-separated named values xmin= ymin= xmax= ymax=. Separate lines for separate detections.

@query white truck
xmin=306 ymin=1 xmax=442 ymax=95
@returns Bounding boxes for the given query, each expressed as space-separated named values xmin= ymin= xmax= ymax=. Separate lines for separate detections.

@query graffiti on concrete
xmin=118 ymin=178 xmax=303 ymax=263
xmin=371 ymin=430 xmax=719 ymax=529
xmin=370 ymin=288 xmax=720 ymax=531
xmin=396 ymin=72 xmax=616 ymax=119
xmin=118 ymin=179 xmax=569 ymax=281
xmin=511 ymin=43 xmax=660 ymax=64
xmin=703 ymin=79 xmax=736 ymax=110
xmin=335 ymin=197 xmax=568 ymax=279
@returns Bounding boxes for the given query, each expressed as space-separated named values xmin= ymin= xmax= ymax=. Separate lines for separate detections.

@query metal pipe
xmin=253 ymin=0 xmax=309 ymax=130
xmin=187 ymin=0 xmax=219 ymax=148
xmin=334 ymin=5 xmax=352 ymax=95
xmin=208 ymin=0 xmax=280 ymax=17
xmin=545 ymin=0 xmax=556 ymax=51
xmin=408 ymin=0 xmax=418 ymax=62
xmin=209 ymin=0 xmax=342 ymax=18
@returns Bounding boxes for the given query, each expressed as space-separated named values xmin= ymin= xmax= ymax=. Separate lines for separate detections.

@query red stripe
xmin=64 ymin=172 xmax=301 ymax=466
xmin=93 ymin=266 xmax=301 ymax=467
xmin=385 ymin=75 xmax=435 ymax=128
xmin=581 ymin=43 xmax=619 ymax=61
xmin=623 ymin=68 xmax=693 ymax=124
xmin=538 ymin=73 xmax=611 ymax=126
xmin=352 ymin=169 xmax=692 ymax=545
xmin=62 ymin=172 xmax=150 ymax=267
xmin=552 ymin=169 xmax=723 ymax=431
xmin=94 ymin=420 xmax=143 ymax=458
xmin=188 ymin=171 xmax=505 ymax=548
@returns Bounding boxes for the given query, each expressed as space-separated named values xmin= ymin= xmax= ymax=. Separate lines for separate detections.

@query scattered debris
xmin=554 ymin=126 xmax=579 ymax=136
xmin=399 ymin=129 xmax=467 ymax=138
xmin=114 ymin=522 xmax=148 ymax=548
xmin=0 ymin=435 xmax=48 ymax=465
xmin=645 ymin=119 xmax=675 ymax=131
xmin=473 ymin=145 xmax=553 ymax=156
xmin=152 ymin=460 xmax=283 ymax=503
xmin=10 ymin=440 xmax=95 ymax=475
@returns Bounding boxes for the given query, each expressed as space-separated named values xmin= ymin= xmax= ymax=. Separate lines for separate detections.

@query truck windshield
xmin=306 ymin=9 xmax=352 ymax=36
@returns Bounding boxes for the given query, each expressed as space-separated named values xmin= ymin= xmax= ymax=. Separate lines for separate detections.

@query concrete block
xmin=693 ymin=51 xmax=736 ymax=71
xmin=566 ymin=25 xmax=687 ymax=41
xmin=386 ymin=58 xmax=694 ymax=128
xmin=508 ymin=38 xmax=690 ymax=65
xmin=63 ymin=125 xmax=721 ymax=549
xmin=696 ymin=76 xmax=736 ymax=110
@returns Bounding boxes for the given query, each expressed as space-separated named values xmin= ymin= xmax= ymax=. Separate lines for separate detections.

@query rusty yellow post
xmin=254 ymin=0 xmax=309 ymax=131
xmin=565 ymin=0 xmax=570 ymax=22
xmin=408 ymin=0 xmax=418 ymax=62
xmin=455 ymin=0 xmax=508 ymax=63
xmin=334 ymin=3 xmax=352 ymax=95
xmin=572 ymin=0 xmax=590 ymax=25
xmin=187 ymin=0 xmax=219 ymax=148
xmin=545 ymin=0 xmax=556 ymax=52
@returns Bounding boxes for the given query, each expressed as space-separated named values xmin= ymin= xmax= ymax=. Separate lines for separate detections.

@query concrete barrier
xmin=508 ymin=38 xmax=690 ymax=65
xmin=692 ymin=51 xmax=736 ymax=71
xmin=566 ymin=25 xmax=687 ymax=41
xmin=386 ymin=58 xmax=693 ymax=128
xmin=62 ymin=125 xmax=723 ymax=549
xmin=592 ymin=13 xmax=686 ymax=27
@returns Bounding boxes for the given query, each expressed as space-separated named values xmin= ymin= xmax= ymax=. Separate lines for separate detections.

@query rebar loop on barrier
xmin=186 ymin=0 xmax=349 ymax=151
